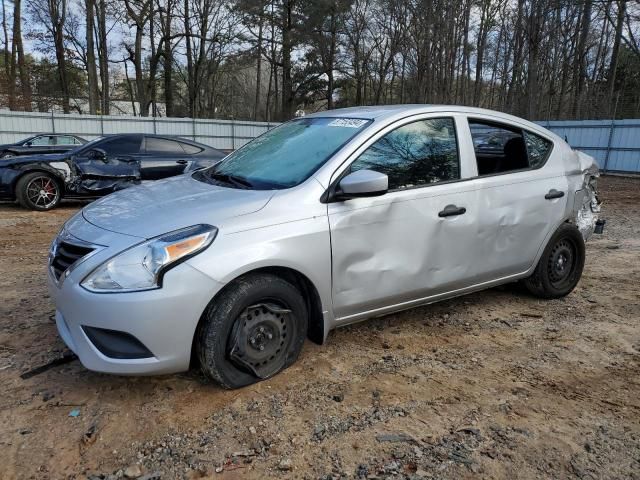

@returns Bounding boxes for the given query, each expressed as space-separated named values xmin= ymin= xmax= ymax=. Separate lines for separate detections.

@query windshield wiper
xmin=208 ymin=171 xmax=254 ymax=189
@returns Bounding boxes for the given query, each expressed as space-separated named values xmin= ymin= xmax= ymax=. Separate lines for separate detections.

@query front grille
xmin=51 ymin=241 xmax=94 ymax=280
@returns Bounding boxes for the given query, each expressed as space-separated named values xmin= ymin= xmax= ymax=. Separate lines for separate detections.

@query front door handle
xmin=438 ymin=204 xmax=467 ymax=218
xmin=545 ymin=189 xmax=565 ymax=200
xmin=176 ymin=159 xmax=188 ymax=165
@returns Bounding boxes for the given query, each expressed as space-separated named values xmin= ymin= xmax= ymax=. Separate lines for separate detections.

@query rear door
xmin=141 ymin=136 xmax=190 ymax=180
xmin=459 ymin=117 xmax=568 ymax=282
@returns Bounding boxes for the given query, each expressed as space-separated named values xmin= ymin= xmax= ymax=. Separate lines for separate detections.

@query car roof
xmin=304 ymin=105 xmax=561 ymax=142
xmin=29 ymin=133 xmax=82 ymax=137
xmin=303 ymin=105 xmax=524 ymax=122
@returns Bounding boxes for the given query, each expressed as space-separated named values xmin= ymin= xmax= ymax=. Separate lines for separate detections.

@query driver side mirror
xmin=335 ymin=169 xmax=388 ymax=200
xmin=87 ymin=148 xmax=107 ymax=161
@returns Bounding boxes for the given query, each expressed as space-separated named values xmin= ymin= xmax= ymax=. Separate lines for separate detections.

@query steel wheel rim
xmin=26 ymin=176 xmax=59 ymax=208
xmin=547 ymin=238 xmax=576 ymax=288
xmin=227 ymin=301 xmax=294 ymax=379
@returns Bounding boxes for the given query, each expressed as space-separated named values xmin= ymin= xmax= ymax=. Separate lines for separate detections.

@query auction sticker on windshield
xmin=328 ymin=118 xmax=369 ymax=128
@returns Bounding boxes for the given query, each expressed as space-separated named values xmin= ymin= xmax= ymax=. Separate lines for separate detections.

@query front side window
xmin=30 ymin=135 xmax=55 ymax=146
xmin=199 ymin=117 xmax=371 ymax=189
xmin=349 ymin=118 xmax=460 ymax=191
xmin=96 ymin=136 xmax=142 ymax=156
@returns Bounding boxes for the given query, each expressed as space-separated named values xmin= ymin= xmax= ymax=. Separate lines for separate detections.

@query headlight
xmin=81 ymin=224 xmax=217 ymax=293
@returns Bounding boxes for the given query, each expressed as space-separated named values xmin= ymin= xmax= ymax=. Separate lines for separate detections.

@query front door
xmin=328 ymin=116 xmax=479 ymax=321
xmin=72 ymin=135 xmax=143 ymax=194
xmin=141 ymin=137 xmax=190 ymax=180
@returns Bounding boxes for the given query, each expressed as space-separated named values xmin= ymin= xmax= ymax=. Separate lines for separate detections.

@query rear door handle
xmin=438 ymin=204 xmax=467 ymax=218
xmin=545 ymin=189 xmax=565 ymax=200
xmin=176 ymin=159 xmax=188 ymax=165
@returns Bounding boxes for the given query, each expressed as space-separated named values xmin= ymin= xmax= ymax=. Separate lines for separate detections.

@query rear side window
xmin=180 ymin=142 xmax=203 ymax=155
xmin=349 ymin=117 xmax=460 ymax=191
xmin=146 ymin=137 xmax=185 ymax=155
xmin=469 ymin=121 xmax=528 ymax=175
xmin=524 ymin=131 xmax=553 ymax=168
xmin=469 ymin=120 xmax=553 ymax=175
xmin=56 ymin=135 xmax=77 ymax=145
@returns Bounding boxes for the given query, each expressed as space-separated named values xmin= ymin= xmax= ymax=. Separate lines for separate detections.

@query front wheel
xmin=196 ymin=274 xmax=308 ymax=389
xmin=15 ymin=172 xmax=62 ymax=211
xmin=523 ymin=223 xmax=586 ymax=299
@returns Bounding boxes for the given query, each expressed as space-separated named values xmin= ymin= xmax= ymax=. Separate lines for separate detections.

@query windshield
xmin=196 ymin=117 xmax=371 ymax=189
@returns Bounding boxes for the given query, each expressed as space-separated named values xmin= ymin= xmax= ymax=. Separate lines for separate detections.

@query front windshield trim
xmin=200 ymin=117 xmax=373 ymax=191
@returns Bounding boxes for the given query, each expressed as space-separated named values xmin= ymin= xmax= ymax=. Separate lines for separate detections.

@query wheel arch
xmin=525 ymin=214 xmax=581 ymax=278
xmin=12 ymin=166 xmax=67 ymax=196
xmin=1 ymin=149 xmax=19 ymax=158
xmin=189 ymin=266 xmax=327 ymax=369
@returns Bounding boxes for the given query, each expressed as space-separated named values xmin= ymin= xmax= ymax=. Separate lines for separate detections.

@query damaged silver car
xmin=48 ymin=106 xmax=603 ymax=388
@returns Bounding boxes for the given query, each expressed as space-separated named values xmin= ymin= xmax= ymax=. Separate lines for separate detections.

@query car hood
xmin=82 ymin=173 xmax=275 ymax=238
xmin=0 ymin=153 xmax=68 ymax=166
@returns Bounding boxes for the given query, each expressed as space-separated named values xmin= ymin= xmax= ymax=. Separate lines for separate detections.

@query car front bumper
xmin=47 ymin=216 xmax=224 ymax=375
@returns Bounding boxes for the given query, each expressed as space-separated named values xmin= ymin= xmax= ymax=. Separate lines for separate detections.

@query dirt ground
xmin=0 ymin=175 xmax=638 ymax=480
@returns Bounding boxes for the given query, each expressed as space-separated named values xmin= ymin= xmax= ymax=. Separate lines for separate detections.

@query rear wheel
xmin=197 ymin=274 xmax=308 ymax=389
xmin=1 ymin=152 xmax=15 ymax=158
xmin=16 ymin=172 xmax=62 ymax=211
xmin=523 ymin=223 xmax=585 ymax=299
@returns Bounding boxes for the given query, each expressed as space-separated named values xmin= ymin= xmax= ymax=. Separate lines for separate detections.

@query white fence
xmin=0 ymin=110 xmax=276 ymax=151
xmin=537 ymin=119 xmax=640 ymax=173
xmin=1 ymin=110 xmax=639 ymax=172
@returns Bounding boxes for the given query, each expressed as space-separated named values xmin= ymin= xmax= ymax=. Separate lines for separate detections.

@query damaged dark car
xmin=0 ymin=134 xmax=226 ymax=211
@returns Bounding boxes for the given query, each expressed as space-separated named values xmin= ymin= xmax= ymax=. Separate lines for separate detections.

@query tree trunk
xmin=85 ymin=0 xmax=99 ymax=114
xmin=572 ymin=0 xmax=592 ymax=118
xmin=96 ymin=0 xmax=110 ymax=114
xmin=281 ymin=0 xmax=293 ymax=120
xmin=50 ymin=0 xmax=70 ymax=113
xmin=162 ymin=1 xmax=174 ymax=117
xmin=254 ymin=19 xmax=263 ymax=120
xmin=607 ymin=0 xmax=625 ymax=112
xmin=184 ymin=0 xmax=195 ymax=117
xmin=326 ymin=5 xmax=336 ymax=110
xmin=2 ymin=0 xmax=10 ymax=87
xmin=10 ymin=0 xmax=31 ymax=110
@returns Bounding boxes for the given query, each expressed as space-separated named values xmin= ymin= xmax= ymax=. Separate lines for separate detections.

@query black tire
xmin=523 ymin=223 xmax=585 ymax=299
xmin=196 ymin=273 xmax=308 ymax=389
xmin=15 ymin=172 xmax=62 ymax=211
xmin=1 ymin=151 xmax=15 ymax=159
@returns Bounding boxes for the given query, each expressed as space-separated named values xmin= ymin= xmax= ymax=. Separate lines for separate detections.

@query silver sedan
xmin=47 ymin=106 xmax=602 ymax=388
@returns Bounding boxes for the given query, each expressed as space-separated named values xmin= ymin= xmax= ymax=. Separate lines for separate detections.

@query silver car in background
xmin=47 ymin=105 xmax=602 ymax=388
